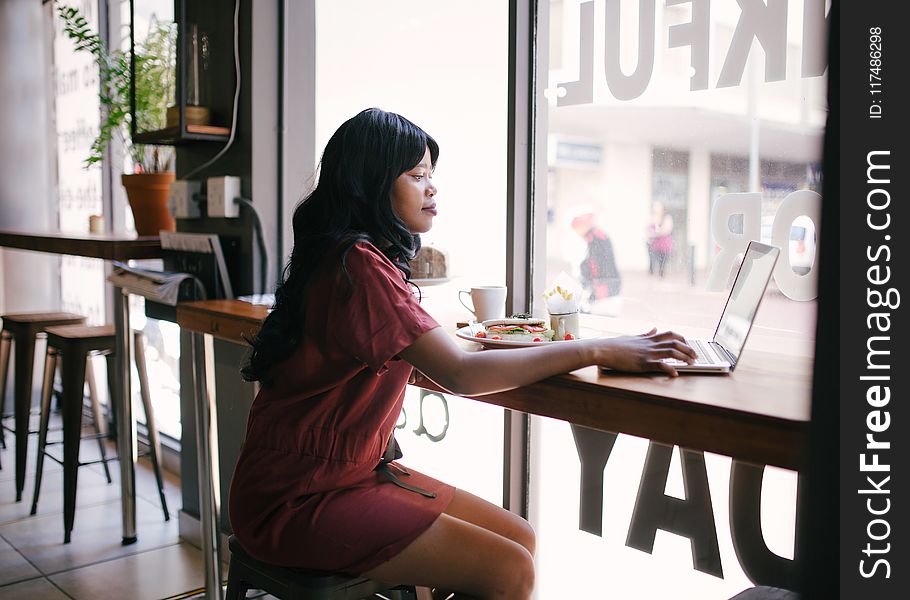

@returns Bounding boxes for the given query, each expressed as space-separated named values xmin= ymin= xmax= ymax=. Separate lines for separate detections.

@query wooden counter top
xmin=0 ymin=229 xmax=163 ymax=260
xmin=176 ymin=299 xmax=810 ymax=471
xmin=177 ymin=299 xmax=270 ymax=344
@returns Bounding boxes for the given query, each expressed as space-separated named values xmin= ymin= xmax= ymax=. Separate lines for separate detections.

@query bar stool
xmin=225 ymin=536 xmax=417 ymax=600
xmin=31 ymin=324 xmax=170 ymax=543
xmin=0 ymin=312 xmax=87 ymax=500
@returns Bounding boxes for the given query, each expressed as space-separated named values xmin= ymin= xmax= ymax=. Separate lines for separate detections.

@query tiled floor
xmin=0 ymin=412 xmax=208 ymax=600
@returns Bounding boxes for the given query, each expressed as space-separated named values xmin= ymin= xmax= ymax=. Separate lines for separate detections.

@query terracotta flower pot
xmin=121 ymin=173 xmax=176 ymax=236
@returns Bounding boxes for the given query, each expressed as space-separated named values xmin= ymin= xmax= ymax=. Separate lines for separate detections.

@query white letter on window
xmin=558 ymin=1 xmax=596 ymax=106
xmin=603 ymin=0 xmax=656 ymax=100
xmin=770 ymin=190 xmax=821 ymax=301
xmin=706 ymin=193 xmax=761 ymax=291
xmin=717 ymin=0 xmax=788 ymax=87
xmin=667 ymin=0 xmax=710 ymax=91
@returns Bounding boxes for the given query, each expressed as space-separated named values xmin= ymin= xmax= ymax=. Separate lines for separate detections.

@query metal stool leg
xmin=103 ymin=353 xmax=118 ymax=436
xmin=30 ymin=347 xmax=58 ymax=516
xmin=60 ymin=344 xmax=89 ymax=544
xmin=85 ymin=353 xmax=113 ymax=484
xmin=12 ymin=328 xmax=39 ymax=502
xmin=133 ymin=330 xmax=170 ymax=521
xmin=0 ymin=330 xmax=12 ymax=451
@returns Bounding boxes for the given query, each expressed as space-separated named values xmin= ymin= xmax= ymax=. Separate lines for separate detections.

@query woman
xmin=231 ymin=108 xmax=696 ymax=600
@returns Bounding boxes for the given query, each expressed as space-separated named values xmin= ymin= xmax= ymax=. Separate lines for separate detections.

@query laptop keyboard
xmin=687 ymin=339 xmax=719 ymax=365
xmin=662 ymin=339 xmax=726 ymax=367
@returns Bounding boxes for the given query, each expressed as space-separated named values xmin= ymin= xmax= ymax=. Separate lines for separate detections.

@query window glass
xmin=314 ymin=0 xmax=510 ymax=504
xmin=53 ymin=1 xmax=110 ymax=422
xmin=53 ymin=0 xmax=181 ymax=440
xmin=54 ymin=2 xmax=105 ymax=326
xmin=125 ymin=0 xmax=182 ymax=441
xmin=537 ymin=0 xmax=823 ymax=347
xmin=531 ymin=1 xmax=825 ymax=596
xmin=131 ymin=0 xmax=177 ymax=136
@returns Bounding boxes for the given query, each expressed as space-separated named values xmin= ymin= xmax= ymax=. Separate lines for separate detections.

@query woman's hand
xmin=595 ymin=328 xmax=697 ymax=377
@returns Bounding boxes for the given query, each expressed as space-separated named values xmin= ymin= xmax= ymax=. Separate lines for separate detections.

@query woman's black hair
xmin=241 ymin=108 xmax=438 ymax=383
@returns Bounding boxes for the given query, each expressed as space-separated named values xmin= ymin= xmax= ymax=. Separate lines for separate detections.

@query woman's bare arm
xmin=398 ymin=327 xmax=697 ymax=397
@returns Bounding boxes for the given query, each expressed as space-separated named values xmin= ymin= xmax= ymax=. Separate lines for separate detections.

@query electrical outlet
xmin=168 ymin=180 xmax=201 ymax=218
xmin=206 ymin=176 xmax=241 ymax=218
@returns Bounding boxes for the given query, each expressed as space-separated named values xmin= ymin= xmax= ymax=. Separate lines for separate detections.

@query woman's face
xmin=391 ymin=147 xmax=437 ymax=234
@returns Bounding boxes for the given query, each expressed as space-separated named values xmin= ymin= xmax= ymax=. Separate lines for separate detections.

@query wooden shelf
xmin=133 ymin=125 xmax=231 ymax=145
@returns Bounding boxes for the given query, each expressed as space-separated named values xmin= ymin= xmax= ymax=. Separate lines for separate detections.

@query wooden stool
xmin=225 ymin=536 xmax=417 ymax=600
xmin=0 ymin=312 xmax=86 ymax=501
xmin=31 ymin=324 xmax=170 ymax=543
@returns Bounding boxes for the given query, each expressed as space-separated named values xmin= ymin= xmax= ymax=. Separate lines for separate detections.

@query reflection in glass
xmin=131 ymin=0 xmax=176 ymax=134
xmin=166 ymin=23 xmax=211 ymax=129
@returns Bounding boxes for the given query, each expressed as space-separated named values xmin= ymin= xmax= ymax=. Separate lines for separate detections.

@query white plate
xmin=456 ymin=326 xmax=585 ymax=349
xmin=411 ymin=277 xmax=451 ymax=286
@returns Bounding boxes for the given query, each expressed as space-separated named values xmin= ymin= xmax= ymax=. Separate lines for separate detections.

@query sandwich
xmin=478 ymin=318 xmax=555 ymax=342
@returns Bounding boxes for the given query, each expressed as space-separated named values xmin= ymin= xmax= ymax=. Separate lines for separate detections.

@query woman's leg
xmin=658 ymin=251 xmax=669 ymax=277
xmin=443 ymin=488 xmax=536 ymax=556
xmin=363 ymin=489 xmax=536 ymax=600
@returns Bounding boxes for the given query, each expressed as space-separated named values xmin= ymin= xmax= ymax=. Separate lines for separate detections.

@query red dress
xmin=229 ymin=242 xmax=454 ymax=574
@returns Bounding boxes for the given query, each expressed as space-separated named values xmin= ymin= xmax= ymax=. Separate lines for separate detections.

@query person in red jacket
xmin=571 ymin=212 xmax=622 ymax=303
xmin=231 ymin=108 xmax=695 ymax=599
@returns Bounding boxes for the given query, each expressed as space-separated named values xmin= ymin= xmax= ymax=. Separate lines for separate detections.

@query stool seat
xmin=225 ymin=535 xmax=416 ymax=600
xmin=43 ymin=324 xmax=115 ymax=348
xmin=1 ymin=311 xmax=87 ymax=500
xmin=1 ymin=312 xmax=87 ymax=327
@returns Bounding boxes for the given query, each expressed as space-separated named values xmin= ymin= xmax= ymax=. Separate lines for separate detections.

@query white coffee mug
xmin=549 ymin=311 xmax=580 ymax=340
xmin=459 ymin=286 xmax=507 ymax=322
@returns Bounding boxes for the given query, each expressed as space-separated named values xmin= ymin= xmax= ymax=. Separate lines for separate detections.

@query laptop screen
xmin=713 ymin=241 xmax=780 ymax=364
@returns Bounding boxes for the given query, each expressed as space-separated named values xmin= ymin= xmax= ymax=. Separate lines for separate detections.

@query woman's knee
xmin=512 ymin=517 xmax=537 ymax=557
xmin=490 ymin=544 xmax=535 ymax=599
xmin=489 ymin=506 xmax=536 ymax=557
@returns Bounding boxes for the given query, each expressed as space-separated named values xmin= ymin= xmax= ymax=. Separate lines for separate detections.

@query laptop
xmin=662 ymin=240 xmax=780 ymax=373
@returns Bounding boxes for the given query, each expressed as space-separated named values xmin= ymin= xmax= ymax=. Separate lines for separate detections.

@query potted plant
xmin=58 ymin=4 xmax=177 ymax=236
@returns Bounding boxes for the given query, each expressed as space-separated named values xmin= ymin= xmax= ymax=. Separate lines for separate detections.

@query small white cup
xmin=549 ymin=311 xmax=580 ymax=340
xmin=459 ymin=286 xmax=507 ymax=322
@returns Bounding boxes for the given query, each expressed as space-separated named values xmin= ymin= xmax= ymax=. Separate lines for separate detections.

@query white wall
xmin=0 ymin=0 xmax=59 ymax=312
